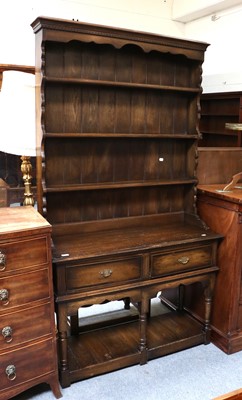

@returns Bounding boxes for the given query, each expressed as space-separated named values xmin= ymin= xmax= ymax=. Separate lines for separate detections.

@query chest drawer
xmin=0 ymin=269 xmax=50 ymax=311
xmin=0 ymin=338 xmax=56 ymax=393
xmin=151 ymin=245 xmax=213 ymax=277
xmin=64 ymin=256 xmax=142 ymax=291
xmin=0 ymin=303 xmax=52 ymax=350
xmin=0 ymin=236 xmax=49 ymax=274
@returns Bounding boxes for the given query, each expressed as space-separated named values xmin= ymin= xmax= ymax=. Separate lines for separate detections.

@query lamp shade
xmin=0 ymin=70 xmax=36 ymax=156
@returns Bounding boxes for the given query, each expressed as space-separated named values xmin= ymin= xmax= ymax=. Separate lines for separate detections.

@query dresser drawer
xmin=0 ymin=303 xmax=53 ymax=350
xmin=65 ymin=256 xmax=142 ymax=291
xmin=0 ymin=269 xmax=50 ymax=311
xmin=0 ymin=236 xmax=49 ymax=274
xmin=151 ymin=245 xmax=213 ymax=277
xmin=0 ymin=338 xmax=56 ymax=392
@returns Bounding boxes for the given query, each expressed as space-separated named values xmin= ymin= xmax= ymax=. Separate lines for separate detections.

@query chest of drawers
xmin=0 ymin=206 xmax=61 ymax=399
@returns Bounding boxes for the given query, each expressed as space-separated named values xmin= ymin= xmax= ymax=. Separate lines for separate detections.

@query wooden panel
xmin=197 ymin=147 xmax=242 ymax=185
xmin=44 ymin=84 xmax=196 ymax=135
xmin=44 ymin=138 xmax=192 ymax=186
xmin=45 ymin=186 xmax=190 ymax=224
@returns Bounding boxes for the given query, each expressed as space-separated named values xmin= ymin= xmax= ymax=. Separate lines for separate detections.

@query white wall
xmin=0 ymin=0 xmax=184 ymax=67
xmin=185 ymin=4 xmax=242 ymax=93
xmin=2 ymin=1 xmax=242 ymax=94
xmin=172 ymin=0 xmax=242 ymax=22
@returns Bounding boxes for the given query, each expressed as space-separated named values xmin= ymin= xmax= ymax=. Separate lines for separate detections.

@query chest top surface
xmin=0 ymin=206 xmax=50 ymax=236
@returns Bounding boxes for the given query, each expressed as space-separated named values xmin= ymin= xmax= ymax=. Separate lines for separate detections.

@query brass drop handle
xmin=0 ymin=289 xmax=9 ymax=305
xmin=177 ymin=256 xmax=190 ymax=265
xmin=100 ymin=269 xmax=113 ymax=278
xmin=0 ymin=251 xmax=6 ymax=271
xmin=5 ymin=364 xmax=16 ymax=381
xmin=2 ymin=326 xmax=13 ymax=343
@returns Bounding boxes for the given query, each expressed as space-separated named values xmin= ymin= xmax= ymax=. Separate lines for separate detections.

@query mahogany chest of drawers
xmin=0 ymin=206 xmax=61 ymax=399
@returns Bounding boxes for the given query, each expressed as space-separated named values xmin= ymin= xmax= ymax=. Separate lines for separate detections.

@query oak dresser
xmin=31 ymin=17 xmax=222 ymax=388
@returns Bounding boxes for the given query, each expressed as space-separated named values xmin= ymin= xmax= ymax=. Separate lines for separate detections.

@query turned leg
xmin=139 ymin=299 xmax=148 ymax=365
xmin=202 ymin=275 xmax=216 ymax=344
xmin=178 ymin=284 xmax=185 ymax=311
xmin=123 ymin=297 xmax=131 ymax=310
xmin=57 ymin=305 xmax=71 ymax=388
xmin=70 ymin=311 xmax=79 ymax=335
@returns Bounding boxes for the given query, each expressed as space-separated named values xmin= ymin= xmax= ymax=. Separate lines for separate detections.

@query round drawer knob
xmin=5 ymin=364 xmax=16 ymax=381
xmin=0 ymin=251 xmax=6 ymax=271
xmin=2 ymin=326 xmax=13 ymax=343
xmin=0 ymin=289 xmax=9 ymax=305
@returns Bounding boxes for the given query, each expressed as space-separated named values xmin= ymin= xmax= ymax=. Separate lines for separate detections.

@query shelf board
xmin=44 ymin=132 xmax=198 ymax=139
xmin=44 ymin=179 xmax=197 ymax=193
xmin=200 ymin=130 xmax=238 ymax=136
xmin=45 ymin=76 xmax=200 ymax=94
xmin=201 ymin=113 xmax=238 ymax=117
xmin=66 ymin=311 xmax=204 ymax=382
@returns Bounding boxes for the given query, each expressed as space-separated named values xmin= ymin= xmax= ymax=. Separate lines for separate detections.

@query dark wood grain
xmin=32 ymin=16 xmax=221 ymax=388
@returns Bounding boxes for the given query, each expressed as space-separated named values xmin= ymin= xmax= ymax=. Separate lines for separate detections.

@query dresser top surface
xmin=0 ymin=206 xmax=50 ymax=235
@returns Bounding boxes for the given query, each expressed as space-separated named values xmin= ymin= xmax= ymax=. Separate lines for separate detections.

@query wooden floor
xmin=213 ymin=388 xmax=242 ymax=399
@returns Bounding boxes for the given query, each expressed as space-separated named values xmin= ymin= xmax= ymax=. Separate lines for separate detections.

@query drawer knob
xmin=2 ymin=326 xmax=13 ymax=343
xmin=0 ymin=289 xmax=9 ymax=305
xmin=0 ymin=251 xmax=6 ymax=271
xmin=5 ymin=364 xmax=16 ymax=381
xmin=100 ymin=269 xmax=113 ymax=278
xmin=177 ymin=256 xmax=190 ymax=265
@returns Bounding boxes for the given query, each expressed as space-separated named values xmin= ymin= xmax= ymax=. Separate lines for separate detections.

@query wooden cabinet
xmin=197 ymin=186 xmax=242 ymax=354
xmin=31 ymin=17 xmax=222 ymax=388
xmin=0 ymin=206 xmax=61 ymax=399
xmin=199 ymin=92 xmax=242 ymax=147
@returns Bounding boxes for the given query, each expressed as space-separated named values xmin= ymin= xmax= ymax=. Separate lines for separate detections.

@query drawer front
xmin=0 ymin=236 xmax=49 ymax=274
xmin=0 ymin=303 xmax=52 ymax=350
xmin=151 ymin=245 xmax=213 ymax=277
xmin=0 ymin=269 xmax=50 ymax=311
xmin=0 ymin=338 xmax=55 ymax=391
xmin=66 ymin=257 xmax=142 ymax=290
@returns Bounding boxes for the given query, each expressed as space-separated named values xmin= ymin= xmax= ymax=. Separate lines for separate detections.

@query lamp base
xmin=20 ymin=156 xmax=34 ymax=206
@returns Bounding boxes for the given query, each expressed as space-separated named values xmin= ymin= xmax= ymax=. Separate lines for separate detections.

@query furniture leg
xmin=139 ymin=300 xmax=148 ymax=365
xmin=202 ymin=276 xmax=216 ymax=344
